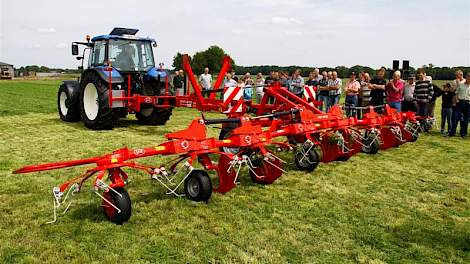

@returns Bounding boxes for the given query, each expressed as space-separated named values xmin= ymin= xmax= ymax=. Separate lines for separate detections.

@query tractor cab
xmin=59 ymin=28 xmax=173 ymax=130
xmin=83 ymin=28 xmax=157 ymax=73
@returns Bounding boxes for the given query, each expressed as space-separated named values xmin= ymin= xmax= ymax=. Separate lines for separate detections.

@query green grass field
xmin=0 ymin=79 xmax=469 ymax=263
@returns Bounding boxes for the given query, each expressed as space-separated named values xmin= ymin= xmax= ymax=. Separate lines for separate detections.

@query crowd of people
xmin=173 ymin=66 xmax=470 ymax=139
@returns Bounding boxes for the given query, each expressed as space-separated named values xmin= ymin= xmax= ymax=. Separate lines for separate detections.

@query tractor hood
xmin=146 ymin=67 xmax=169 ymax=81
xmin=93 ymin=66 xmax=168 ymax=84
xmin=94 ymin=66 xmax=124 ymax=84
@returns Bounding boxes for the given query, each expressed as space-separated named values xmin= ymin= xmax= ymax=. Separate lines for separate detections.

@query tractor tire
xmin=57 ymin=81 xmax=80 ymax=122
xmin=136 ymin=81 xmax=173 ymax=125
xmin=294 ymin=145 xmax=321 ymax=172
xmin=79 ymin=72 xmax=114 ymax=130
xmin=101 ymin=188 xmax=132 ymax=225
xmin=362 ymin=131 xmax=380 ymax=154
xmin=218 ymin=123 xmax=240 ymax=154
xmin=184 ymin=170 xmax=212 ymax=202
xmin=136 ymin=108 xmax=173 ymax=125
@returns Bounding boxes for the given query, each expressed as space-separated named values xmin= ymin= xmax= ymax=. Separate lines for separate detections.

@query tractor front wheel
xmin=101 ymin=188 xmax=132 ymax=225
xmin=184 ymin=170 xmax=212 ymax=202
xmin=79 ymin=72 xmax=114 ymax=130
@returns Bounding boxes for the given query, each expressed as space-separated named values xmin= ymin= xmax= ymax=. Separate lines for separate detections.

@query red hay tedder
xmin=14 ymin=32 xmax=422 ymax=224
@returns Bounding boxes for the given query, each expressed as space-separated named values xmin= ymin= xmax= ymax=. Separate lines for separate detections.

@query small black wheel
xmin=411 ymin=130 xmax=419 ymax=142
xmin=362 ymin=131 xmax=380 ymax=154
xmin=79 ymin=71 xmax=114 ymax=130
xmin=294 ymin=144 xmax=321 ymax=172
xmin=184 ymin=170 xmax=212 ymax=202
xmin=102 ymin=188 xmax=132 ymax=225
xmin=57 ymin=82 xmax=80 ymax=122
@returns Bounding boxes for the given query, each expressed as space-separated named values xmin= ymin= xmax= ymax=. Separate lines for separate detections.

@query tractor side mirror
xmin=71 ymin=44 xmax=79 ymax=56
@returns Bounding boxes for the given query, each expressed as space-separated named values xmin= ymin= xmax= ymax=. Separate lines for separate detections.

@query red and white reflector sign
xmin=223 ymin=86 xmax=243 ymax=113
xmin=303 ymin=85 xmax=316 ymax=106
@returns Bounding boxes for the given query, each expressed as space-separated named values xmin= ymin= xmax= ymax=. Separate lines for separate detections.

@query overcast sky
xmin=0 ymin=0 xmax=469 ymax=69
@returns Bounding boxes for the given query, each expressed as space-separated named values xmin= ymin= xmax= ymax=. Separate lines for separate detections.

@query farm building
xmin=0 ymin=61 xmax=14 ymax=79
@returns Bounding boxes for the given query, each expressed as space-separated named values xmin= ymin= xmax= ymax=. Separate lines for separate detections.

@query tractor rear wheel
xmin=136 ymin=81 xmax=173 ymax=125
xmin=184 ymin=170 xmax=212 ymax=202
xmin=101 ymin=188 xmax=132 ymax=225
xmin=79 ymin=72 xmax=114 ymax=130
xmin=57 ymin=82 xmax=80 ymax=122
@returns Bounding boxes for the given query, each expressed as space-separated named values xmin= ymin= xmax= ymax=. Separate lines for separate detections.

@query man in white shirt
xmin=450 ymin=70 xmax=470 ymax=137
xmin=328 ymin=71 xmax=342 ymax=107
xmin=199 ymin=67 xmax=212 ymax=96
xmin=402 ymin=76 xmax=416 ymax=112
xmin=224 ymin=73 xmax=238 ymax=88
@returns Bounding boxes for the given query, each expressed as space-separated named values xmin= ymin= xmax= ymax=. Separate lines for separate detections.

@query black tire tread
xmin=79 ymin=72 xmax=114 ymax=130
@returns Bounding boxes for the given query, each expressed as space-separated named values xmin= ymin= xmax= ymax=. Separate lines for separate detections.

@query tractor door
xmin=89 ymin=40 xmax=106 ymax=69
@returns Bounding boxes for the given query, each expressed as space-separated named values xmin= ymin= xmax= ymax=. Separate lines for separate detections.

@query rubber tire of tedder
xmin=79 ymin=72 xmax=114 ymax=130
xmin=102 ymin=188 xmax=132 ymax=225
xmin=184 ymin=170 xmax=212 ymax=202
xmin=361 ymin=131 xmax=380 ymax=154
xmin=294 ymin=145 xmax=321 ymax=172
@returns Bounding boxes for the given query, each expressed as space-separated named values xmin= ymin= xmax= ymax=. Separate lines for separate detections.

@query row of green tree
xmin=172 ymin=45 xmax=469 ymax=80
xmin=16 ymin=65 xmax=81 ymax=74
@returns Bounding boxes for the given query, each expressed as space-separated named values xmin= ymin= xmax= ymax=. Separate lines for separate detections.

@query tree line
xmin=173 ymin=45 xmax=469 ymax=80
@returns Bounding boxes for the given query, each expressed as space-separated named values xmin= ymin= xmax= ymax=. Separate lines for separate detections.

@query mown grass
xmin=0 ymin=79 xmax=469 ymax=263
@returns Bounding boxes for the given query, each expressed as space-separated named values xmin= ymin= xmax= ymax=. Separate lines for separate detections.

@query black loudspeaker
xmin=392 ymin=60 xmax=399 ymax=71
xmin=402 ymin=60 xmax=410 ymax=70
xmin=403 ymin=60 xmax=410 ymax=78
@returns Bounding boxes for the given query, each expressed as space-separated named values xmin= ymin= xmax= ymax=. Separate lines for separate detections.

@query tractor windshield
xmin=108 ymin=39 xmax=155 ymax=72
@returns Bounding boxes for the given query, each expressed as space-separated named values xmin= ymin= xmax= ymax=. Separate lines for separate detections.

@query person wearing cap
xmin=386 ymin=71 xmax=405 ymax=112
xmin=344 ymin=72 xmax=360 ymax=117
xmin=402 ymin=75 xmax=416 ymax=112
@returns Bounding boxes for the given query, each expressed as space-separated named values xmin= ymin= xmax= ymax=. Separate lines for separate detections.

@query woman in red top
xmin=386 ymin=71 xmax=405 ymax=112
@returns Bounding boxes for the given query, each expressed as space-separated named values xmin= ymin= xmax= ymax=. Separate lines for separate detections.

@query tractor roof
xmin=91 ymin=27 xmax=156 ymax=42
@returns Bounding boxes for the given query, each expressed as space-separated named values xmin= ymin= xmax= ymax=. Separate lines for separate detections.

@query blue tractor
xmin=58 ymin=28 xmax=173 ymax=130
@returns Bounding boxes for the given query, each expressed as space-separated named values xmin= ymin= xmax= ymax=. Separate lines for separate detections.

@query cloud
xmin=56 ymin=42 xmax=67 ymax=48
xmin=249 ymin=0 xmax=309 ymax=8
xmin=284 ymin=31 xmax=303 ymax=36
xmin=231 ymin=29 xmax=244 ymax=34
xmin=271 ymin=17 xmax=303 ymax=25
xmin=37 ymin=27 xmax=56 ymax=33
